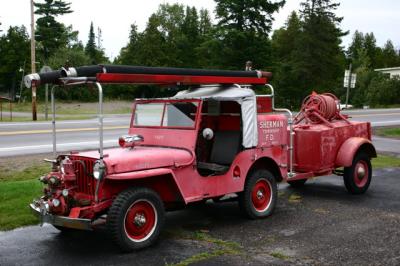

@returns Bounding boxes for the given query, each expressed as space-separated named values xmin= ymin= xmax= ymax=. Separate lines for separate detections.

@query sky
xmin=1 ymin=0 xmax=399 ymax=60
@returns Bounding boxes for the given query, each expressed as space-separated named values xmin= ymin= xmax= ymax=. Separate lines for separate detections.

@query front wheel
xmin=106 ymin=187 xmax=165 ymax=251
xmin=239 ymin=169 xmax=277 ymax=219
xmin=343 ymin=152 xmax=372 ymax=194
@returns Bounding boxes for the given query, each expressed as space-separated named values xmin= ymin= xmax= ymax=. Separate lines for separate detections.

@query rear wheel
xmin=343 ymin=152 xmax=372 ymax=194
xmin=106 ymin=187 xmax=165 ymax=251
xmin=239 ymin=169 xmax=277 ymax=219
xmin=287 ymin=179 xmax=307 ymax=188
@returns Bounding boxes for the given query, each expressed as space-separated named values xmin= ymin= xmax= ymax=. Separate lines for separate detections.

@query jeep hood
xmin=78 ymin=146 xmax=193 ymax=174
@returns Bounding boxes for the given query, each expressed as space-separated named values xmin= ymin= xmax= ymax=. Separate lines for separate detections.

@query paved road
xmin=1 ymin=168 xmax=399 ymax=265
xmin=0 ymin=108 xmax=399 ymax=157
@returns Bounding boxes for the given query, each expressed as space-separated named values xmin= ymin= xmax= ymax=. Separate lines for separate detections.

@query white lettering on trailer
xmin=259 ymin=120 xmax=284 ymax=129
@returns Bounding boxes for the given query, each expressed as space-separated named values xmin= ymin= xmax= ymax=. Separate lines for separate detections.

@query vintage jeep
xmin=26 ymin=65 xmax=376 ymax=251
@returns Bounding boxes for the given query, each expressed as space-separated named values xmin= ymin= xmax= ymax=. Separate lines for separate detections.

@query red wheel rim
xmin=124 ymin=200 xmax=157 ymax=242
xmin=353 ymin=160 xmax=369 ymax=188
xmin=251 ymin=179 xmax=272 ymax=212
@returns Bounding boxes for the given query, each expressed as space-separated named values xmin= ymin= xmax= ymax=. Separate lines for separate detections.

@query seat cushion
xmin=210 ymin=131 xmax=241 ymax=165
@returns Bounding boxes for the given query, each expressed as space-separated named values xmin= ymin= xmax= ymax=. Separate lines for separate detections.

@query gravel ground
xmin=1 ymin=168 xmax=400 ymax=265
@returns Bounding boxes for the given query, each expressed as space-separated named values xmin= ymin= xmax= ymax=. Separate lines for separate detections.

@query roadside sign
xmin=344 ymin=71 xmax=357 ymax=88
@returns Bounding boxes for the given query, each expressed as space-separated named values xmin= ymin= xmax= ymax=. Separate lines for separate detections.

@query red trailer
xmin=26 ymin=65 xmax=376 ymax=251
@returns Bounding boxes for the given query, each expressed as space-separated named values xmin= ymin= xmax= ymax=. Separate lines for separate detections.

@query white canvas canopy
xmin=174 ymin=86 xmax=258 ymax=148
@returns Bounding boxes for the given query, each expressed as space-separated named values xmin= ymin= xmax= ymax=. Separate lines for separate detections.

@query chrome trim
xmin=30 ymin=203 xmax=92 ymax=231
xmin=259 ymin=84 xmax=295 ymax=178
xmin=51 ymin=86 xmax=57 ymax=158
xmin=24 ymin=73 xmax=40 ymax=88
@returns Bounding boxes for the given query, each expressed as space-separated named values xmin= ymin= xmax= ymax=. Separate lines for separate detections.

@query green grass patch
xmin=288 ymin=193 xmax=302 ymax=203
xmin=0 ymin=179 xmax=42 ymax=230
xmin=1 ymin=115 xmax=93 ymax=122
xmin=372 ymin=154 xmax=400 ymax=168
xmin=270 ymin=251 xmax=290 ymax=260
xmin=0 ymin=162 xmax=49 ymax=230
xmin=13 ymin=101 xmax=132 ymax=115
xmin=0 ymin=164 xmax=49 ymax=182
xmin=166 ymin=230 xmax=242 ymax=266
xmin=375 ymin=127 xmax=400 ymax=138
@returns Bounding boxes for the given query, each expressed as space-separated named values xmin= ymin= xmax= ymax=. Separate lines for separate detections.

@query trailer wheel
xmin=287 ymin=179 xmax=307 ymax=188
xmin=239 ymin=170 xmax=277 ymax=219
xmin=343 ymin=152 xmax=372 ymax=194
xmin=106 ymin=187 xmax=165 ymax=251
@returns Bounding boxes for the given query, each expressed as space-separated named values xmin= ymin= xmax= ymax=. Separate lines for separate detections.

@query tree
xmin=215 ymin=0 xmax=285 ymax=35
xmin=294 ymin=0 xmax=347 ymax=96
xmin=34 ymin=0 xmax=76 ymax=61
xmin=381 ymin=40 xmax=399 ymax=67
xmin=271 ymin=11 xmax=303 ymax=107
xmin=212 ymin=0 xmax=285 ymax=70
xmin=85 ymin=22 xmax=108 ymax=64
xmin=363 ymin=32 xmax=380 ymax=68
xmin=347 ymin=30 xmax=364 ymax=68
xmin=0 ymin=26 xmax=30 ymax=97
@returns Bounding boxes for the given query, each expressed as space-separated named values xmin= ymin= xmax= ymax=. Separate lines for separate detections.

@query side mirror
xmin=119 ymin=134 xmax=144 ymax=148
xmin=202 ymin=128 xmax=214 ymax=140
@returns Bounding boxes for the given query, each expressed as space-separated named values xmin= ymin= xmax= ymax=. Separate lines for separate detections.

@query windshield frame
xmin=130 ymin=99 xmax=202 ymax=130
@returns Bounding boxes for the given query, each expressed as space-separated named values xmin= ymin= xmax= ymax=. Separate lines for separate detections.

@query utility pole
xmin=30 ymin=0 xmax=37 ymax=121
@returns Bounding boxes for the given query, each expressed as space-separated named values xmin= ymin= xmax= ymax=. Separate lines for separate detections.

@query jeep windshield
xmin=132 ymin=100 xmax=200 ymax=129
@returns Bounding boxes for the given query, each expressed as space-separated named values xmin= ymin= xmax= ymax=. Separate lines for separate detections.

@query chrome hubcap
xmin=134 ymin=213 xmax=146 ymax=227
xmin=257 ymin=190 xmax=264 ymax=200
xmin=357 ymin=166 xmax=366 ymax=179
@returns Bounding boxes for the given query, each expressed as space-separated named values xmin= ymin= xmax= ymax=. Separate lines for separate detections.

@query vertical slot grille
xmin=71 ymin=157 xmax=96 ymax=195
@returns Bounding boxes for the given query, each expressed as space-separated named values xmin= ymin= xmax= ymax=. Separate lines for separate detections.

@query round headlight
xmin=52 ymin=198 xmax=60 ymax=207
xmin=62 ymin=189 xmax=69 ymax=197
xmin=93 ymin=170 xmax=100 ymax=180
xmin=93 ymin=161 xmax=104 ymax=180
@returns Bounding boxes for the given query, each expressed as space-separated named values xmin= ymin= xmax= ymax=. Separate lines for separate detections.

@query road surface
xmin=0 ymin=108 xmax=399 ymax=157
xmin=1 ymin=168 xmax=400 ymax=265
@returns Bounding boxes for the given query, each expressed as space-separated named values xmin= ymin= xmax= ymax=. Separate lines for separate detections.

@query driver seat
xmin=197 ymin=131 xmax=241 ymax=174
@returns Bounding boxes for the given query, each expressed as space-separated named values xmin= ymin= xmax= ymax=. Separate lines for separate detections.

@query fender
xmin=106 ymin=168 xmax=187 ymax=203
xmin=335 ymin=137 xmax=377 ymax=167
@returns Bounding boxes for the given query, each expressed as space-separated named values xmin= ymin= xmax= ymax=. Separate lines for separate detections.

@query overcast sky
xmin=1 ymin=0 xmax=399 ymax=60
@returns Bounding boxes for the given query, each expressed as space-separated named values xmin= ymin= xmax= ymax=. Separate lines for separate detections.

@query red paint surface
xmin=97 ymin=73 xmax=268 ymax=85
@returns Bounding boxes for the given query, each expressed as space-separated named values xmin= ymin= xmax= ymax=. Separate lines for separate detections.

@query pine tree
xmin=85 ymin=22 xmax=97 ymax=63
xmin=215 ymin=0 xmax=285 ymax=35
xmin=34 ymin=0 xmax=75 ymax=61
xmin=295 ymin=0 xmax=347 ymax=94
xmin=381 ymin=40 xmax=399 ymax=67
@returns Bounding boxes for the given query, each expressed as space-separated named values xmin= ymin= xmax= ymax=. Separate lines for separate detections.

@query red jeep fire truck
xmin=25 ymin=65 xmax=376 ymax=251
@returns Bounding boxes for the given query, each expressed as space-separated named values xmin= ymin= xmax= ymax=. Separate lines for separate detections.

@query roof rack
xmin=24 ymin=65 xmax=272 ymax=88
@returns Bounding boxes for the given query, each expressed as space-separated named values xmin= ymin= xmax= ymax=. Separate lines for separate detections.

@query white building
xmin=375 ymin=67 xmax=400 ymax=78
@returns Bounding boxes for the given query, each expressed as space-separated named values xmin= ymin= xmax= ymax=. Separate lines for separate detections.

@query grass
xmin=375 ymin=127 xmax=400 ymax=138
xmin=372 ymin=154 xmax=400 ymax=168
xmin=12 ymin=101 xmax=132 ymax=115
xmin=270 ymin=252 xmax=290 ymax=260
xmin=0 ymin=115 xmax=93 ymax=122
xmin=166 ymin=230 xmax=242 ymax=266
xmin=0 ymin=162 xmax=49 ymax=230
xmin=0 ymin=180 xmax=42 ymax=230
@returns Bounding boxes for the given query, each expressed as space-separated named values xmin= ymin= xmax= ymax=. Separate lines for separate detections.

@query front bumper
xmin=30 ymin=203 xmax=93 ymax=231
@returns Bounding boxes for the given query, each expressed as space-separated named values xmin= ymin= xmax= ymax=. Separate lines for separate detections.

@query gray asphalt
xmin=0 ymin=108 xmax=399 ymax=157
xmin=1 ymin=168 xmax=399 ymax=265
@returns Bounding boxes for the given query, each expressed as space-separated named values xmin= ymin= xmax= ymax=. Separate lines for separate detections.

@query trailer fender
xmin=106 ymin=168 xmax=186 ymax=203
xmin=335 ymin=137 xmax=377 ymax=167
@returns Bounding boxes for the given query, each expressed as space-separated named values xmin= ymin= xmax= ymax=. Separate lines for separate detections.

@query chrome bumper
xmin=29 ymin=203 xmax=93 ymax=231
